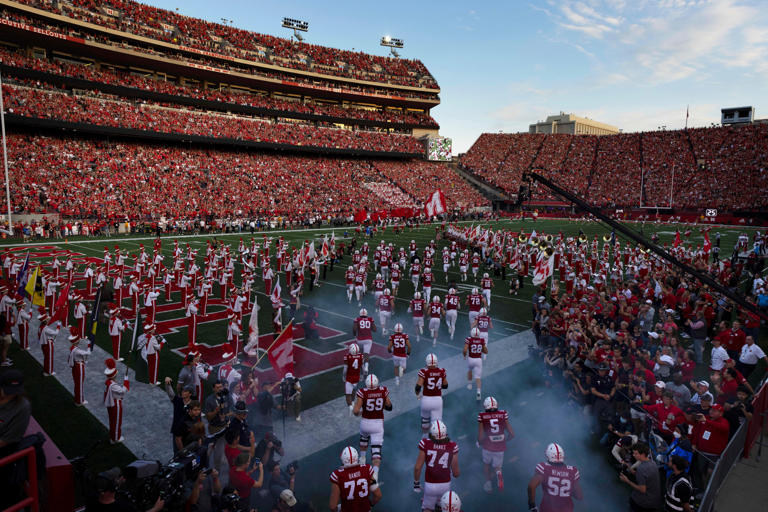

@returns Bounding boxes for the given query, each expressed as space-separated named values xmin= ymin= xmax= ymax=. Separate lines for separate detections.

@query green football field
xmin=3 ymin=218 xmax=765 ymax=510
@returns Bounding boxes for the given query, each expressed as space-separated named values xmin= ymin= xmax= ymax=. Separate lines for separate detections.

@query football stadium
xmin=0 ymin=1 xmax=766 ymax=511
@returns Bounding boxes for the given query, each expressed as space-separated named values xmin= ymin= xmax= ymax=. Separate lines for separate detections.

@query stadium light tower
xmin=282 ymin=17 xmax=309 ymax=43
xmin=380 ymin=35 xmax=404 ymax=58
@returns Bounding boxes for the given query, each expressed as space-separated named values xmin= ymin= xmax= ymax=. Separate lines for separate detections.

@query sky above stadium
xmin=144 ymin=0 xmax=767 ymax=154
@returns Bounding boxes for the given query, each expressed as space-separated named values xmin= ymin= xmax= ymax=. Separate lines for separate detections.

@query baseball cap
xmin=234 ymin=401 xmax=247 ymax=414
xmin=0 ymin=370 xmax=24 ymax=395
xmin=698 ymin=380 xmax=709 ymax=388
xmin=711 ymin=404 xmax=724 ymax=412
xmin=280 ymin=489 xmax=297 ymax=506
xmin=655 ymin=381 xmax=666 ymax=389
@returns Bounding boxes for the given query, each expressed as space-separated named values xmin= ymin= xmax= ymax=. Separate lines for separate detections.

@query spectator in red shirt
xmin=692 ymin=404 xmax=729 ymax=484
xmin=643 ymin=391 xmax=684 ymax=442
xmin=228 ymin=452 xmax=264 ymax=509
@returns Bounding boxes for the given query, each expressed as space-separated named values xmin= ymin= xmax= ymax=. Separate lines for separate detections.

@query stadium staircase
xmin=452 ymin=162 xmax=512 ymax=202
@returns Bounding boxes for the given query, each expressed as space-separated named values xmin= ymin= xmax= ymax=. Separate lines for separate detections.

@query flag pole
xmin=254 ymin=319 xmax=292 ymax=366
xmin=0 ymin=71 xmax=12 ymax=235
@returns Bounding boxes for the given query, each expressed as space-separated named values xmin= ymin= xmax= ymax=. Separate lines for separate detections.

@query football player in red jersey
xmin=409 ymin=291 xmax=426 ymax=342
xmin=353 ymin=309 xmax=377 ymax=375
xmin=329 ymin=446 xmax=381 ymax=512
xmin=352 ymin=374 xmax=392 ymax=482
xmin=345 ymin=266 xmax=356 ymax=303
xmin=387 ymin=323 xmax=411 ymax=386
xmin=459 ymin=250 xmax=469 ymax=282
xmin=416 ymin=354 xmax=448 ymax=434
xmin=428 ymin=295 xmax=444 ymax=347
xmin=378 ymin=289 xmax=394 ymax=335
xmin=422 ymin=267 xmax=434 ymax=303
xmin=411 ymin=258 xmax=422 ymax=290
xmin=527 ymin=443 xmax=583 ymax=512
xmin=390 ymin=263 xmax=401 ymax=296
xmin=372 ymin=273 xmax=385 ymax=309
xmin=463 ymin=327 xmax=489 ymax=400
xmin=477 ymin=396 xmax=515 ymax=493
xmin=444 ymin=288 xmax=460 ymax=340
xmin=480 ymin=272 xmax=494 ymax=308
xmin=343 ymin=343 xmax=364 ymax=414
xmin=466 ymin=287 xmax=487 ymax=328
xmin=472 ymin=307 xmax=493 ymax=344
xmin=414 ymin=420 xmax=460 ymax=512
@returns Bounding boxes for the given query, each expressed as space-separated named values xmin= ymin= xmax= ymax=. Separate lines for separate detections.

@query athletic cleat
xmin=467 ymin=383 xmax=472 ymax=390
xmin=432 ymin=339 xmax=436 ymax=347
xmin=395 ymin=376 xmax=400 ymax=386
xmin=348 ymin=404 xmax=354 ymax=416
xmin=496 ymin=470 xmax=504 ymax=490
xmin=476 ymin=390 xmax=482 ymax=401
xmin=483 ymin=480 xmax=493 ymax=494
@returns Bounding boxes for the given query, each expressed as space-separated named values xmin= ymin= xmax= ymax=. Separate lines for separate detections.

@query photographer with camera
xmin=165 ymin=377 xmax=194 ymax=454
xmin=228 ymin=452 xmax=264 ymax=510
xmin=87 ymin=474 xmax=164 ymax=512
xmin=205 ymin=380 xmax=234 ymax=476
xmin=226 ymin=401 xmax=253 ymax=453
xmin=254 ymin=381 xmax=283 ymax=440
xmin=173 ymin=400 xmax=205 ymax=452
xmin=185 ymin=468 xmax=222 ymax=512
xmin=254 ymin=431 xmax=285 ymax=469
xmin=266 ymin=460 xmax=298 ymax=506
xmin=280 ymin=373 xmax=302 ymax=423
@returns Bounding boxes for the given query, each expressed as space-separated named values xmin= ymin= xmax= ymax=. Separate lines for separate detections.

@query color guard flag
xmin=50 ymin=283 xmax=70 ymax=324
xmin=702 ymin=231 xmax=712 ymax=254
xmin=673 ymin=231 xmax=682 ymax=248
xmin=15 ymin=252 xmax=30 ymax=297
xmin=532 ymin=251 xmax=554 ymax=286
xmin=268 ymin=319 xmax=295 ymax=378
xmin=25 ymin=266 xmax=45 ymax=306
xmin=424 ymin=189 xmax=447 ymax=216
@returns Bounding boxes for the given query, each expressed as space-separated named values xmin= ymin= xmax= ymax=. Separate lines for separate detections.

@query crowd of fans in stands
xmin=12 ymin=0 xmax=437 ymax=88
xmin=0 ymin=47 xmax=438 ymax=128
xmin=459 ymin=126 xmax=768 ymax=210
xmin=7 ymin=134 xmax=487 ymax=220
xmin=3 ymin=83 xmax=424 ymax=154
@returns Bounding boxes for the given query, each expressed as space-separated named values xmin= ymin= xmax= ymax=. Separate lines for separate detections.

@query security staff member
xmin=665 ymin=456 xmax=693 ymax=512
xmin=591 ymin=363 xmax=615 ymax=433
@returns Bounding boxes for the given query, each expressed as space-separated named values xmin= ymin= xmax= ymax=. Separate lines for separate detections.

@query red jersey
xmin=330 ymin=464 xmax=375 ymax=512
xmin=344 ymin=353 xmax=364 ymax=384
xmin=378 ymin=294 xmax=393 ymax=312
xmin=354 ymin=273 xmax=365 ymax=286
xmin=357 ymin=386 xmax=389 ymax=420
xmin=464 ymin=336 xmax=486 ymax=358
xmin=471 ymin=255 xmax=481 ymax=267
xmin=478 ymin=410 xmax=510 ymax=452
xmin=418 ymin=367 xmax=446 ymax=397
xmin=467 ymin=293 xmax=483 ymax=312
xmin=419 ymin=438 xmax=458 ymax=484
xmin=459 ymin=255 xmax=468 ymax=266
xmin=373 ymin=279 xmax=385 ymax=292
xmin=410 ymin=298 xmax=425 ymax=318
xmin=390 ymin=333 xmax=409 ymax=357
xmin=411 ymin=262 xmax=421 ymax=276
xmin=390 ymin=268 xmax=401 ymax=282
xmin=355 ymin=316 xmax=375 ymax=340
xmin=422 ymin=272 xmax=434 ymax=287
xmin=429 ymin=302 xmax=443 ymax=318
xmin=445 ymin=294 xmax=459 ymax=311
xmin=481 ymin=277 xmax=492 ymax=290
xmin=345 ymin=270 xmax=355 ymax=285
xmin=379 ymin=254 xmax=390 ymax=267
xmin=536 ymin=462 xmax=580 ymax=512
xmin=475 ymin=314 xmax=491 ymax=333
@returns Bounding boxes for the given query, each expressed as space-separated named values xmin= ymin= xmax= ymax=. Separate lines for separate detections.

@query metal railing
xmin=0 ymin=446 xmax=40 ymax=512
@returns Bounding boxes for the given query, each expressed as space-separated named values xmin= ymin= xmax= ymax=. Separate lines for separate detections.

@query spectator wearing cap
xmin=274 ymin=488 xmax=298 ymax=512
xmin=692 ymin=404 xmax=729 ymax=485
xmin=689 ymin=381 xmax=713 ymax=407
xmin=226 ymin=400 xmax=253 ymax=452
xmin=737 ymin=335 xmax=768 ymax=378
xmin=591 ymin=363 xmax=615 ymax=434
xmin=164 ymin=376 xmax=193 ymax=454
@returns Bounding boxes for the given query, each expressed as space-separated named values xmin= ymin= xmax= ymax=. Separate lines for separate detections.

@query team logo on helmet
xmin=430 ymin=419 xmax=448 ymax=440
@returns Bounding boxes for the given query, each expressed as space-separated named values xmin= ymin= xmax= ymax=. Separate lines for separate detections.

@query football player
xmin=428 ymin=295 xmax=444 ymax=347
xmin=459 ymin=250 xmax=469 ymax=282
xmin=527 ymin=443 xmax=583 ymax=512
xmin=416 ymin=353 xmax=447 ymax=433
xmin=378 ymin=288 xmax=394 ymax=335
xmin=466 ymin=287 xmax=487 ymax=328
xmin=345 ymin=265 xmax=356 ymax=303
xmin=372 ymin=273 xmax=385 ymax=309
xmin=478 ymin=396 xmax=515 ymax=493
xmin=480 ymin=272 xmax=494 ymax=308
xmin=409 ymin=291 xmax=426 ymax=342
xmin=411 ymin=258 xmax=422 ymax=290
xmin=444 ymin=288 xmax=460 ymax=340
xmin=329 ymin=446 xmax=381 ymax=512
xmin=472 ymin=307 xmax=493 ymax=345
xmin=422 ymin=266 xmax=434 ymax=303
xmin=414 ymin=420 xmax=460 ymax=512
xmin=390 ymin=263 xmax=401 ymax=296
xmin=463 ymin=327 xmax=488 ymax=400
xmin=387 ymin=323 xmax=411 ymax=386
xmin=353 ymin=374 xmax=392 ymax=481
xmin=342 ymin=343 xmax=364 ymax=414
xmin=353 ymin=309 xmax=377 ymax=375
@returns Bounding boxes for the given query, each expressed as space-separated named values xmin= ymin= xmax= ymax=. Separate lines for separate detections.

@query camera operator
xmin=86 ymin=475 xmax=164 ymax=512
xmin=165 ymin=377 xmax=193 ymax=454
xmin=280 ymin=373 xmax=302 ymax=422
xmin=619 ymin=442 xmax=662 ymax=512
xmin=185 ymin=468 xmax=222 ymax=512
xmin=254 ymin=431 xmax=285 ymax=468
xmin=254 ymin=381 xmax=283 ymax=440
xmin=723 ymin=386 xmax=753 ymax=436
xmin=229 ymin=452 xmax=264 ymax=510
xmin=204 ymin=380 xmax=234 ymax=476
xmin=266 ymin=460 xmax=297 ymax=504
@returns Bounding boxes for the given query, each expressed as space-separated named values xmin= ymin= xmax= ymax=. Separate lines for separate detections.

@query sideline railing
xmin=0 ymin=446 xmax=40 ymax=512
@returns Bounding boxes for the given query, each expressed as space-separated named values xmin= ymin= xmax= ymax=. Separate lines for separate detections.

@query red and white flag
xmin=673 ymin=231 xmax=682 ymax=248
xmin=702 ymin=231 xmax=712 ymax=254
xmin=268 ymin=320 xmax=295 ymax=378
xmin=424 ymin=189 xmax=447 ymax=217
xmin=50 ymin=283 xmax=71 ymax=324
xmin=271 ymin=276 xmax=282 ymax=303
xmin=321 ymin=239 xmax=330 ymax=259
xmin=532 ymin=252 xmax=554 ymax=286
xmin=247 ymin=298 xmax=260 ymax=344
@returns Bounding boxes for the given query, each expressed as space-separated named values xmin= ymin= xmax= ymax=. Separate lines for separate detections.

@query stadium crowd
xmin=2 ymin=84 xmax=424 ymax=154
xmin=10 ymin=0 xmax=437 ymax=88
xmin=6 ymin=134 xmax=487 ymax=221
xmin=0 ymin=47 xmax=438 ymax=128
xmin=459 ymin=126 xmax=768 ymax=210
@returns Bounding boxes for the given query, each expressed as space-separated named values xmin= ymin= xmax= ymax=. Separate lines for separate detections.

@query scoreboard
xmin=427 ymin=136 xmax=452 ymax=161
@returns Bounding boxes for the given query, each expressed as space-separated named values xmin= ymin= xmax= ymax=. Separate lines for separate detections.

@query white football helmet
xmin=365 ymin=374 xmax=379 ymax=389
xmin=432 ymin=295 xmax=440 ymax=303
xmin=348 ymin=265 xmax=354 ymax=271
xmin=426 ymin=353 xmax=438 ymax=367
xmin=472 ymin=287 xmax=479 ymax=295
xmin=384 ymin=288 xmax=391 ymax=295
xmin=546 ymin=443 xmax=565 ymax=464
xmin=440 ymin=491 xmax=462 ymax=512
xmin=471 ymin=327 xmax=480 ymax=337
xmin=360 ymin=308 xmax=368 ymax=317
xmin=483 ymin=272 xmax=489 ymax=278
xmin=348 ymin=343 xmax=360 ymax=355
xmin=355 ymin=250 xmax=360 ymax=254
xmin=430 ymin=419 xmax=448 ymax=440
xmin=341 ymin=446 xmax=359 ymax=467
xmin=376 ymin=273 xmax=382 ymax=279
xmin=392 ymin=263 xmax=398 ymax=269
xmin=414 ymin=291 xmax=421 ymax=300
xmin=483 ymin=396 xmax=498 ymax=411
xmin=425 ymin=267 xmax=431 ymax=273
xmin=411 ymin=240 xmax=415 ymax=244
xmin=414 ymin=258 xmax=420 ymax=264
xmin=394 ymin=323 xmax=403 ymax=333
xmin=479 ymin=307 xmax=487 ymax=316
xmin=448 ymin=288 xmax=456 ymax=295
